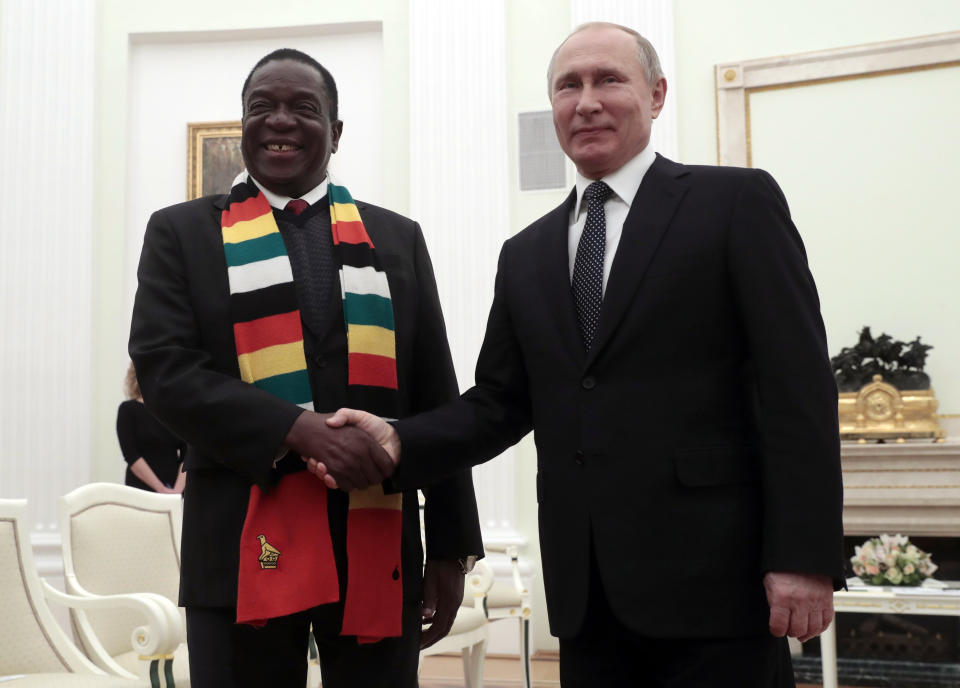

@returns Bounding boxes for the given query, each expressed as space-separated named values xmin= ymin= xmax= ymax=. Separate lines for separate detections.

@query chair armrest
xmin=483 ymin=543 xmax=528 ymax=595
xmin=41 ymin=580 xmax=182 ymax=664
xmin=464 ymin=560 xmax=495 ymax=610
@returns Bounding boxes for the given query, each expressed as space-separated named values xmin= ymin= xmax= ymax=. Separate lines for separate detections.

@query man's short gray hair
xmin=546 ymin=22 xmax=664 ymax=96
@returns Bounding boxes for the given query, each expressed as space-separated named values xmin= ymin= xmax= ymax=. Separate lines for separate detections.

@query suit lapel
xmin=585 ymin=155 xmax=690 ymax=368
xmin=537 ymin=189 xmax=584 ymax=364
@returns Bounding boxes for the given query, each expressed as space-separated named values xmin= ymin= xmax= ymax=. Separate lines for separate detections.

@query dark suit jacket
xmin=130 ymin=193 xmax=483 ymax=608
xmin=392 ymin=155 xmax=844 ymax=639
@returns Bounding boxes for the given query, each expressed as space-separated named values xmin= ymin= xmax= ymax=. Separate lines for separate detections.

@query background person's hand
xmin=419 ymin=559 xmax=465 ymax=650
xmin=286 ymin=411 xmax=394 ymax=491
xmin=764 ymin=571 xmax=834 ymax=642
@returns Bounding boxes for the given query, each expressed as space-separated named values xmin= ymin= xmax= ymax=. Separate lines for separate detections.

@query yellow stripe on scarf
xmin=237 ymin=341 xmax=308 ymax=383
xmin=223 ymin=214 xmax=277 ymax=244
xmin=347 ymin=324 xmax=397 ymax=359
xmin=331 ymin=202 xmax=362 ymax=223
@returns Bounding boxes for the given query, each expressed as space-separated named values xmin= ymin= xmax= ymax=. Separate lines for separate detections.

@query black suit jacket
xmin=130 ymin=193 xmax=483 ymax=608
xmin=392 ymin=155 xmax=844 ymax=639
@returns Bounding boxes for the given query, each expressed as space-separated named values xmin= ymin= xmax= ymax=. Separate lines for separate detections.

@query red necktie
xmin=285 ymin=199 xmax=309 ymax=215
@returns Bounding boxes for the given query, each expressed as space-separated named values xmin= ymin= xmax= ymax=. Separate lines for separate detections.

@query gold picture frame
xmin=186 ymin=121 xmax=243 ymax=200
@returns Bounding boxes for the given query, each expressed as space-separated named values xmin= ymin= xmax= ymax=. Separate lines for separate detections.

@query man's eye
xmin=297 ymin=102 xmax=320 ymax=113
xmin=602 ymin=75 xmax=619 ymax=84
xmin=247 ymin=101 xmax=268 ymax=112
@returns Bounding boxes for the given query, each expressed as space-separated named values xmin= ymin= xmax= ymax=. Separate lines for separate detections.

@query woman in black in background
xmin=117 ymin=362 xmax=186 ymax=493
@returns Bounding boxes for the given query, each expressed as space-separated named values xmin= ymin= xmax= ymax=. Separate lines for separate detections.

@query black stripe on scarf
xmin=230 ymin=282 xmax=300 ymax=324
xmin=336 ymin=243 xmax=384 ymax=271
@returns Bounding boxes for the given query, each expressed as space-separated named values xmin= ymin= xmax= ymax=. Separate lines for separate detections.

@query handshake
xmin=284 ymin=409 xmax=401 ymax=491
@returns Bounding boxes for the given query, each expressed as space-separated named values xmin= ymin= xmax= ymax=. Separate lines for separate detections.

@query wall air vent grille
xmin=518 ymin=111 xmax=566 ymax=191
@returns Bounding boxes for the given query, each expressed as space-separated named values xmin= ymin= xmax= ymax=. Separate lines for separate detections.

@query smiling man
xmin=322 ymin=23 xmax=845 ymax=687
xmin=129 ymin=49 xmax=482 ymax=688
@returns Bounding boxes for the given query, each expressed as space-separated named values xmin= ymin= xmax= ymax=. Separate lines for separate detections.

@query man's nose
xmin=575 ymin=85 xmax=602 ymax=116
xmin=266 ymin=106 xmax=296 ymax=128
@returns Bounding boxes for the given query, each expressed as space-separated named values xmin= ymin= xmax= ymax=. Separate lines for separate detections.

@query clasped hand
xmin=285 ymin=411 xmax=398 ymax=491
xmin=764 ymin=571 xmax=834 ymax=642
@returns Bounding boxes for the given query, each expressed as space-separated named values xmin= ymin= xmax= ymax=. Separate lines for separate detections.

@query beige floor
xmin=418 ymin=652 xmax=870 ymax=688
xmin=419 ymin=653 xmax=557 ymax=687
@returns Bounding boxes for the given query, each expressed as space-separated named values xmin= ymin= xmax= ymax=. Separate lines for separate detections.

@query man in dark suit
xmin=129 ymin=48 xmax=482 ymax=688
xmin=319 ymin=23 xmax=844 ymax=687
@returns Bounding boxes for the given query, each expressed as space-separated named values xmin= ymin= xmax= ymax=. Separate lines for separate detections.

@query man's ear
xmin=651 ymin=77 xmax=667 ymax=118
xmin=331 ymin=120 xmax=344 ymax=154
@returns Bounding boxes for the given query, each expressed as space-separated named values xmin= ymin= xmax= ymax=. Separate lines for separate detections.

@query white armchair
xmin=0 ymin=498 xmax=180 ymax=687
xmin=483 ymin=543 xmax=533 ymax=688
xmin=420 ymin=559 xmax=494 ymax=688
xmin=58 ymin=483 xmax=187 ymax=686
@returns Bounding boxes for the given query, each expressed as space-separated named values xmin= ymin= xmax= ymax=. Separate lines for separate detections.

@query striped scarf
xmin=223 ymin=178 xmax=403 ymax=642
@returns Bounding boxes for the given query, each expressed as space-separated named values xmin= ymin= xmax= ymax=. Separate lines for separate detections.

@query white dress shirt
xmin=232 ymin=170 xmax=331 ymax=210
xmin=568 ymin=146 xmax=656 ymax=293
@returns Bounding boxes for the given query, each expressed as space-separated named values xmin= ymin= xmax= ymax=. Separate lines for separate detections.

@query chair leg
xmin=163 ymin=657 xmax=176 ymax=688
xmin=462 ymin=638 xmax=487 ymax=688
xmin=520 ymin=618 xmax=532 ymax=688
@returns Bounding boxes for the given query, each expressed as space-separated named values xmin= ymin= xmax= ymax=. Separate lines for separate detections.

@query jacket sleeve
xmin=129 ymin=205 xmax=303 ymax=488
xmin=727 ymin=169 xmax=845 ymax=582
xmin=392 ymin=240 xmax=533 ymax=491
xmin=406 ymin=223 xmax=484 ymax=561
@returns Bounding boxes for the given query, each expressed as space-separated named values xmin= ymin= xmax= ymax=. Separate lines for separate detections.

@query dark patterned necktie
xmin=572 ymin=180 xmax=612 ymax=351
xmin=285 ymin=198 xmax=309 ymax=215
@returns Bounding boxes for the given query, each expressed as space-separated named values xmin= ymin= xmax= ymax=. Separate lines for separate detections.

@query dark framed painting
xmin=186 ymin=121 xmax=243 ymax=199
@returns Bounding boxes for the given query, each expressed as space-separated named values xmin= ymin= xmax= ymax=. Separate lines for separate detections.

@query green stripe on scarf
xmin=343 ymin=292 xmax=395 ymax=330
xmin=254 ymin=370 xmax=313 ymax=405
xmin=224 ymin=232 xmax=288 ymax=267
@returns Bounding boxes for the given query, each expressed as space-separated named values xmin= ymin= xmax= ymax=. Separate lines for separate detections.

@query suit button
xmin=313 ymin=354 xmax=326 ymax=368
xmin=581 ymin=376 xmax=596 ymax=390
xmin=575 ymin=451 xmax=585 ymax=466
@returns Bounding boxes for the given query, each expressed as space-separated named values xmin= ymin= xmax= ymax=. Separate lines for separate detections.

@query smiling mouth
xmin=265 ymin=144 xmax=299 ymax=152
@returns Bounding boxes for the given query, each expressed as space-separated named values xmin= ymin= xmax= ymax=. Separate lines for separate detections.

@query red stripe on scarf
xmin=341 ymin=509 xmax=404 ymax=642
xmin=331 ymin=219 xmax=373 ymax=247
xmin=347 ymin=353 xmax=399 ymax=389
xmin=233 ymin=311 xmax=304 ymax=355
xmin=236 ymin=471 xmax=340 ymax=625
xmin=222 ymin=194 xmax=269 ymax=227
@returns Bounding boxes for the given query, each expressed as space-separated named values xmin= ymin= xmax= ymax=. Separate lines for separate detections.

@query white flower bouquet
xmin=851 ymin=534 xmax=938 ymax=586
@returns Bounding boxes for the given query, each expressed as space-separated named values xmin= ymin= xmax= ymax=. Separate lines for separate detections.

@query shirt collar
xmin=232 ymin=170 xmax=331 ymax=210
xmin=573 ymin=145 xmax=656 ymax=218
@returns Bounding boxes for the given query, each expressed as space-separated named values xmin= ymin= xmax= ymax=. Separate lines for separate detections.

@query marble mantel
xmin=841 ymin=418 xmax=960 ymax=537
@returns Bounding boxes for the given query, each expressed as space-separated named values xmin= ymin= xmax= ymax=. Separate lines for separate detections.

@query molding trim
xmin=128 ymin=20 xmax=382 ymax=44
xmin=716 ymin=31 xmax=960 ymax=167
xmin=841 ymin=438 xmax=960 ymax=537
